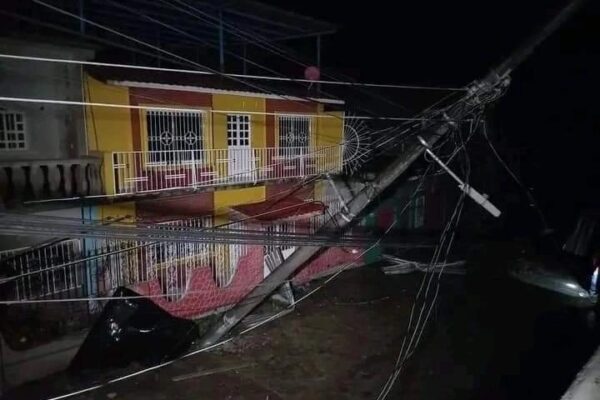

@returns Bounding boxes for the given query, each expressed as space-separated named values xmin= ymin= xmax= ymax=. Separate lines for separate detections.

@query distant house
xmin=0 ymin=39 xmax=101 ymax=210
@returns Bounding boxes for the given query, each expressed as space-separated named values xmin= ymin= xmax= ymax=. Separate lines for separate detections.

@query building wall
xmin=0 ymin=40 xmax=93 ymax=161
xmin=84 ymin=75 xmax=133 ymax=195
xmin=265 ymin=99 xmax=318 ymax=147
xmin=132 ymin=245 xmax=264 ymax=319
xmin=375 ymin=174 xmax=457 ymax=232
xmin=78 ymin=81 xmax=351 ymax=318
xmin=316 ymin=111 xmax=344 ymax=147
xmin=266 ymin=181 xmax=314 ymax=200
xmin=0 ymin=206 xmax=85 ymax=251
xmin=136 ymin=192 xmax=214 ymax=222
xmin=96 ymin=202 xmax=137 ymax=222
xmin=213 ymin=186 xmax=266 ymax=218
xmin=84 ymin=78 xmax=344 ymax=196
xmin=212 ymin=94 xmax=266 ymax=150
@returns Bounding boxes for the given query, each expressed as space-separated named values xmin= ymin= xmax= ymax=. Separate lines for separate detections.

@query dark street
xmin=5 ymin=241 xmax=598 ymax=399
xmin=0 ymin=1 xmax=598 ymax=398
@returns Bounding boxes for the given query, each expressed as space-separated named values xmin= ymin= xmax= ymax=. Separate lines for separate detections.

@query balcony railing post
xmin=87 ymin=163 xmax=101 ymax=195
xmin=191 ymin=149 xmax=198 ymax=188
xmin=29 ymin=164 xmax=44 ymax=199
xmin=109 ymin=146 xmax=345 ymax=195
xmin=300 ymin=146 xmax=305 ymax=176
xmin=0 ymin=166 xmax=8 ymax=201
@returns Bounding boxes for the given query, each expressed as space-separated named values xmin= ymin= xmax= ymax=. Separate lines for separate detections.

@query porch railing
xmin=0 ymin=217 xmax=250 ymax=304
xmin=111 ymin=145 xmax=343 ymax=195
xmin=0 ymin=157 xmax=102 ymax=204
xmin=0 ymin=239 xmax=83 ymax=300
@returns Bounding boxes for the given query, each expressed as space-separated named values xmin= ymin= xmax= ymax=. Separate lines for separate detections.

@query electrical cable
xmin=157 ymin=0 xmax=446 ymax=116
xmin=20 ymin=144 xmax=345 ymax=205
xmin=26 ymin=0 xmax=361 ymax=142
xmin=376 ymin=111 xmax=475 ymax=400
xmin=30 ymin=0 xmax=397 ymax=129
xmin=25 ymin=0 xmax=461 ymax=158
xmin=40 ymin=141 xmax=435 ymax=400
xmin=0 ymin=95 xmax=438 ymax=122
xmin=1 ymin=175 xmax=336 ymax=286
xmin=481 ymin=119 xmax=550 ymax=231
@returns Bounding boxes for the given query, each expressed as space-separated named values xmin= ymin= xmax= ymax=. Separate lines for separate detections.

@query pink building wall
xmin=132 ymin=245 xmax=363 ymax=319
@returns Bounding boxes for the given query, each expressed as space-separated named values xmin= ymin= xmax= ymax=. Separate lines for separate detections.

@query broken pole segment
xmin=201 ymin=124 xmax=453 ymax=347
xmin=200 ymin=0 xmax=588 ymax=347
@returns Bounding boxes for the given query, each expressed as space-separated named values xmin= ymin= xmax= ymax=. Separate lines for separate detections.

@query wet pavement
xmin=6 ymin=242 xmax=600 ymax=400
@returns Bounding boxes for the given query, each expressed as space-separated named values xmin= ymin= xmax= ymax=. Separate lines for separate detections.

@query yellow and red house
xmin=80 ymin=69 xmax=360 ymax=317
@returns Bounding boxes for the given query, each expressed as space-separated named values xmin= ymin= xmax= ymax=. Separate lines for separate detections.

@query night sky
xmin=4 ymin=0 xmax=597 ymax=233
xmin=274 ymin=0 xmax=600 ymax=233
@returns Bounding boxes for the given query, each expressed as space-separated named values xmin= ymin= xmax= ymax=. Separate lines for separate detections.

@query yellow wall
xmin=316 ymin=111 xmax=344 ymax=147
xmin=213 ymin=186 xmax=265 ymax=213
xmin=98 ymin=202 xmax=137 ymax=222
xmin=84 ymin=75 xmax=133 ymax=152
xmin=316 ymin=111 xmax=344 ymax=171
xmin=313 ymin=179 xmax=328 ymax=202
xmin=84 ymin=74 xmax=133 ymax=195
xmin=211 ymin=94 xmax=266 ymax=150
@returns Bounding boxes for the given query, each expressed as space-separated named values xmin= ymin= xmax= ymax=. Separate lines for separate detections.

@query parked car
xmin=509 ymin=211 xmax=600 ymax=308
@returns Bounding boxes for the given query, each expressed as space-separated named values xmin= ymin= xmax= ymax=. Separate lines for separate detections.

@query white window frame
xmin=226 ymin=114 xmax=251 ymax=147
xmin=0 ymin=110 xmax=27 ymax=151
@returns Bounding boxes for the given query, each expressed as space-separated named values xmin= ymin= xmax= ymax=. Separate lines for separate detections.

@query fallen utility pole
xmin=201 ymin=0 xmax=588 ymax=347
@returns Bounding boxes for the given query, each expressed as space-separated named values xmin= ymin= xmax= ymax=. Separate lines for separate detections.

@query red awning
xmin=232 ymin=197 xmax=325 ymax=222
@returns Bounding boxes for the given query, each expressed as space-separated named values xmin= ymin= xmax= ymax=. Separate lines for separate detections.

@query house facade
xmin=78 ymin=71 xmax=355 ymax=318
xmin=0 ymin=2 xmax=354 ymax=388
xmin=0 ymin=61 xmax=361 ymax=322
xmin=0 ymin=39 xmax=101 ymax=212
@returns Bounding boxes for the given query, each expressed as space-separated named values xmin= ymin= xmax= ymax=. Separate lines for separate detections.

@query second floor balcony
xmin=110 ymin=145 xmax=343 ymax=195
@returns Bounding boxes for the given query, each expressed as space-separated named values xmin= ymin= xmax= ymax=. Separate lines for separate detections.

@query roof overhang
xmin=110 ymin=80 xmax=345 ymax=105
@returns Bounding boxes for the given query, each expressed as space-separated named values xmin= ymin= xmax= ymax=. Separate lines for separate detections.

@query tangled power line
xmin=0 ymin=0 xmax=586 ymax=398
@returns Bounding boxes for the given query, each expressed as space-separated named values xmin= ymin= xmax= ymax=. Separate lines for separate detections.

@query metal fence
xmin=0 ymin=216 xmax=255 ymax=306
xmin=0 ymin=239 xmax=83 ymax=300
xmin=79 ymin=216 xmax=234 ymax=303
xmin=112 ymin=145 xmax=343 ymax=195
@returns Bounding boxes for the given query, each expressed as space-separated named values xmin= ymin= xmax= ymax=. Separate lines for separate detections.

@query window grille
xmin=277 ymin=115 xmax=310 ymax=156
xmin=0 ymin=111 xmax=27 ymax=150
xmin=146 ymin=109 xmax=203 ymax=163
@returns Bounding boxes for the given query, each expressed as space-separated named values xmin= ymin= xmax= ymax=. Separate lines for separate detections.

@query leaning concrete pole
xmin=201 ymin=0 xmax=587 ymax=347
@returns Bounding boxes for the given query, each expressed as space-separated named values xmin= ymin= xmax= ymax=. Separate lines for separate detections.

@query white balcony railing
xmin=111 ymin=145 xmax=343 ymax=195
